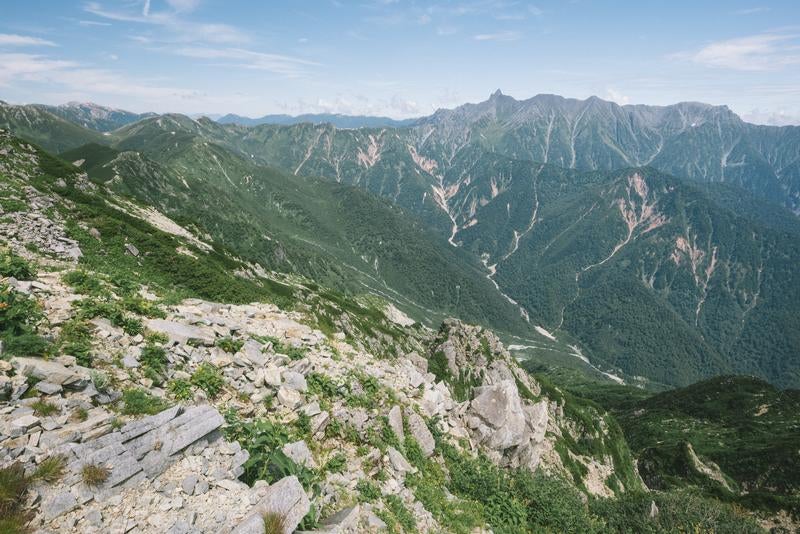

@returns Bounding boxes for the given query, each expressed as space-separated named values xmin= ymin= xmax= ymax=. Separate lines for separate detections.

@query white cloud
xmin=742 ymin=108 xmax=800 ymax=126
xmin=605 ymin=88 xmax=631 ymax=105
xmin=672 ymin=33 xmax=800 ymax=71
xmin=0 ymin=34 xmax=57 ymax=47
xmin=474 ymin=30 xmax=521 ymax=42
xmin=436 ymin=26 xmax=457 ymax=36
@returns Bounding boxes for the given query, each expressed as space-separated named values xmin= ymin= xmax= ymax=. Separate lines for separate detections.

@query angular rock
xmin=232 ymin=475 xmax=310 ymax=534
xmin=404 ymin=408 xmax=435 ymax=457
xmin=282 ymin=440 xmax=317 ymax=469
xmin=12 ymin=357 xmax=88 ymax=388
xmin=387 ymin=405 xmax=404 ymax=442
xmin=145 ymin=319 xmax=216 ymax=346
xmin=469 ymin=380 xmax=527 ymax=450
xmin=277 ymin=387 xmax=303 ymax=409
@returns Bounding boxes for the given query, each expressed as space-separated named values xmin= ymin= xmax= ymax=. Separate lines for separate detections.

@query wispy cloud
xmin=671 ymin=32 xmax=800 ymax=71
xmin=733 ymin=7 xmax=770 ymax=15
xmin=83 ymin=1 xmax=249 ymax=44
xmin=173 ymin=47 xmax=319 ymax=78
xmin=0 ymin=34 xmax=57 ymax=47
xmin=474 ymin=30 xmax=521 ymax=42
xmin=0 ymin=51 xmax=202 ymax=102
xmin=77 ymin=20 xmax=111 ymax=27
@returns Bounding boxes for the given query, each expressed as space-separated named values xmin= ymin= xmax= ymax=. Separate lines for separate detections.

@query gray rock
xmin=277 ymin=387 xmax=303 ymax=409
xmin=386 ymin=447 xmax=414 ymax=473
xmin=282 ymin=371 xmax=307 ymax=392
xmin=125 ymin=243 xmax=139 ymax=257
xmin=318 ymin=505 xmax=360 ymax=533
xmin=34 ymin=381 xmax=63 ymax=395
xmin=282 ymin=440 xmax=317 ymax=469
xmin=404 ymin=408 xmax=435 ymax=457
xmin=388 ymin=405 xmax=404 ymax=442
xmin=42 ymin=490 xmax=78 ymax=520
xmin=232 ymin=475 xmax=310 ymax=534
xmin=470 ymin=380 xmax=528 ymax=450
xmin=181 ymin=474 xmax=198 ymax=495
xmin=145 ymin=319 xmax=216 ymax=346
xmin=239 ymin=338 xmax=266 ymax=367
xmin=12 ymin=357 xmax=88 ymax=388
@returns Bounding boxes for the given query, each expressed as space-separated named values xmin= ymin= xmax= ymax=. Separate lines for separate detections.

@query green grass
xmin=120 ymin=389 xmax=170 ymax=416
xmin=80 ymin=464 xmax=110 ymax=487
xmin=191 ymin=363 xmax=225 ymax=398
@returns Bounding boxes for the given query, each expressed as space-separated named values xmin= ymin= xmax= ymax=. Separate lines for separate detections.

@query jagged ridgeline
xmin=0 ymin=129 xmax=777 ymax=532
xmin=4 ymin=95 xmax=798 ymax=389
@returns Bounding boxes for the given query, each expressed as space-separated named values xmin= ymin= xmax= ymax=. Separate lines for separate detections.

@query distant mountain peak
xmin=490 ymin=89 xmax=504 ymax=98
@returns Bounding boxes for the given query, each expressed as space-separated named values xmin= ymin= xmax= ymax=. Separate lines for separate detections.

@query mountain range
xmin=1 ymin=92 xmax=798 ymax=389
xmin=217 ymin=112 xmax=418 ymax=129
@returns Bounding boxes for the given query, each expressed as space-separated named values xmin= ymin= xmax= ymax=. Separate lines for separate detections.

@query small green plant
xmin=31 ymin=400 xmax=59 ymax=417
xmin=120 ymin=389 xmax=170 ymax=416
xmin=323 ymin=453 xmax=347 ymax=474
xmin=216 ymin=336 xmax=244 ymax=354
xmin=110 ymin=417 xmax=123 ymax=430
xmin=191 ymin=363 xmax=225 ymax=398
xmin=385 ymin=494 xmax=417 ymax=532
xmin=62 ymin=270 xmax=104 ymax=295
xmin=89 ymin=370 xmax=110 ymax=393
xmin=71 ymin=407 xmax=89 ymax=422
xmin=140 ymin=344 xmax=168 ymax=383
xmin=356 ymin=479 xmax=381 ymax=503
xmin=81 ymin=463 xmax=110 ymax=487
xmin=0 ymin=249 xmax=35 ymax=280
xmin=262 ymin=511 xmax=286 ymax=534
xmin=59 ymin=319 xmax=94 ymax=367
xmin=286 ymin=346 xmax=307 ymax=361
xmin=32 ymin=456 xmax=66 ymax=484
xmin=167 ymin=378 xmax=193 ymax=401
xmin=0 ymin=462 xmax=31 ymax=532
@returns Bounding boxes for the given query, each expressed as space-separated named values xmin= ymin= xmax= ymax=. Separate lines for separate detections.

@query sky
xmin=1 ymin=1 xmax=799 ymax=124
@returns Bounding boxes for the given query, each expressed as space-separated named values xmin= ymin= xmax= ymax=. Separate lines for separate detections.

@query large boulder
xmin=469 ymin=380 xmax=528 ymax=450
xmin=11 ymin=357 xmax=89 ymax=389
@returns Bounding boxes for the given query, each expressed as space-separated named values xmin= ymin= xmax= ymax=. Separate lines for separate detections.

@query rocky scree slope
xmin=0 ymin=128 xmax=647 ymax=533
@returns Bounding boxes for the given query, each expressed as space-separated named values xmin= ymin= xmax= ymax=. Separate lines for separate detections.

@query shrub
xmin=0 ymin=250 xmax=35 ymax=280
xmin=0 ymin=462 xmax=31 ymax=531
xmin=191 ymin=363 xmax=225 ymax=398
xmin=81 ymin=464 xmax=110 ymax=487
xmin=356 ymin=479 xmax=381 ymax=503
xmin=1 ymin=332 xmax=50 ymax=357
xmin=120 ymin=389 xmax=170 ymax=416
xmin=62 ymin=270 xmax=103 ymax=295
xmin=140 ymin=344 xmax=168 ymax=383
xmin=58 ymin=319 xmax=94 ymax=366
xmin=0 ymin=285 xmax=44 ymax=337
xmin=323 ymin=453 xmax=347 ymax=474
xmin=167 ymin=378 xmax=193 ymax=401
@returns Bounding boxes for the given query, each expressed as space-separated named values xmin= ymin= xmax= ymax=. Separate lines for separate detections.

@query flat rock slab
xmin=232 ymin=475 xmax=310 ymax=534
xmin=146 ymin=319 xmax=217 ymax=346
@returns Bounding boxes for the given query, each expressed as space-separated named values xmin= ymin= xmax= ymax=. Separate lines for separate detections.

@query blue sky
xmin=1 ymin=1 xmax=799 ymax=124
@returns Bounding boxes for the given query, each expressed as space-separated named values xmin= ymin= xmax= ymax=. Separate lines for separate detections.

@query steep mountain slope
xmin=58 ymin=119 xmax=531 ymax=337
xmin=36 ymin=102 xmax=155 ymax=132
xmin=494 ymin=167 xmax=800 ymax=387
xmin=527 ymin=365 xmax=800 ymax=530
xmin=0 ymin=102 xmax=104 ymax=153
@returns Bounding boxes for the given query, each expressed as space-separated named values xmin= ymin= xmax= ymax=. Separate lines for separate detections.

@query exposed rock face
xmin=469 ymin=380 xmax=528 ymax=450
